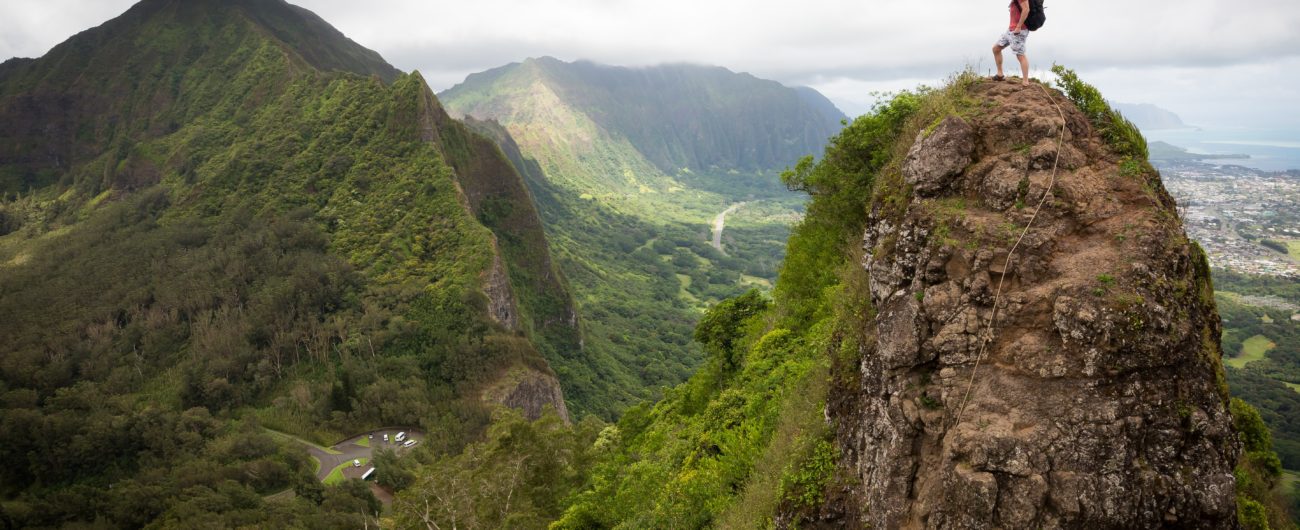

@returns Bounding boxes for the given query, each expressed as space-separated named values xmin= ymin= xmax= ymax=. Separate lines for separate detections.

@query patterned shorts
xmin=996 ymin=30 xmax=1029 ymax=56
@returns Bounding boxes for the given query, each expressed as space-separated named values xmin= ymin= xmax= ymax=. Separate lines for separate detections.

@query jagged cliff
xmin=822 ymin=80 xmax=1239 ymax=528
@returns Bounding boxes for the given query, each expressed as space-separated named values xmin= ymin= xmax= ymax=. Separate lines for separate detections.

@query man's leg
xmin=993 ymin=32 xmax=1014 ymax=79
xmin=1012 ymin=31 xmax=1030 ymax=84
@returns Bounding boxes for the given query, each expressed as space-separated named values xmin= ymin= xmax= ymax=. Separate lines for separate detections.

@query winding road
xmin=711 ymin=202 xmax=747 ymax=254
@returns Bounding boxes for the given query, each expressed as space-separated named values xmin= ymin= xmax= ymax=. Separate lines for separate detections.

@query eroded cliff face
xmin=828 ymin=81 xmax=1238 ymax=528
xmin=482 ymin=365 xmax=571 ymax=422
xmin=483 ymin=250 xmax=523 ymax=331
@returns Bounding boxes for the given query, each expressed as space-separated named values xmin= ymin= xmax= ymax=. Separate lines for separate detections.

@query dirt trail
xmin=711 ymin=202 xmax=747 ymax=253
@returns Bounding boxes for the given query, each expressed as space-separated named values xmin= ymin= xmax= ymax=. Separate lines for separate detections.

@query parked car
xmin=352 ymin=459 xmax=361 ymax=467
xmin=403 ymin=440 xmax=417 ymax=448
xmin=383 ymin=434 xmax=389 ymax=443
xmin=395 ymin=431 xmax=406 ymax=442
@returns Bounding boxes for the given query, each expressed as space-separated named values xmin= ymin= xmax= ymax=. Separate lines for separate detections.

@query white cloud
xmin=2 ymin=0 xmax=1298 ymax=128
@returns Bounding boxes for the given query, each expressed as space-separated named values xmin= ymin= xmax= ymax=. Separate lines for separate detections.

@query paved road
xmin=270 ymin=428 xmax=424 ymax=482
xmin=711 ymin=202 xmax=747 ymax=254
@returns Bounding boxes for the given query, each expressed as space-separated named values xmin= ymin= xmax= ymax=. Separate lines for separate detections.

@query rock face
xmin=903 ymin=116 xmax=976 ymax=197
xmin=828 ymin=82 xmax=1238 ymax=528
xmin=483 ymin=366 xmax=571 ymax=423
xmin=482 ymin=251 xmax=522 ymax=332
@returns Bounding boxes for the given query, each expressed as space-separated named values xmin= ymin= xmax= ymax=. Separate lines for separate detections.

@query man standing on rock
xmin=993 ymin=0 xmax=1031 ymax=85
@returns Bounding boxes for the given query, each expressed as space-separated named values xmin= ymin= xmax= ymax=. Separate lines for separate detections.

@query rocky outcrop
xmin=828 ymin=81 xmax=1238 ymax=529
xmin=483 ymin=250 xmax=522 ymax=331
xmin=903 ymin=116 xmax=976 ymax=197
xmin=483 ymin=365 xmax=571 ymax=423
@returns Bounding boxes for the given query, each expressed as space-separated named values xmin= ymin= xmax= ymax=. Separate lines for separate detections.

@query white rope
xmin=949 ymin=81 xmax=1069 ymax=429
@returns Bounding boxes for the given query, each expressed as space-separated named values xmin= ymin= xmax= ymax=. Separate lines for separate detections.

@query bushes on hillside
xmin=1051 ymin=65 xmax=1148 ymax=160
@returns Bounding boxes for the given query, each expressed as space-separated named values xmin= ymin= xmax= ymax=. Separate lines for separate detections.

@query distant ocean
xmin=1144 ymin=128 xmax=1300 ymax=172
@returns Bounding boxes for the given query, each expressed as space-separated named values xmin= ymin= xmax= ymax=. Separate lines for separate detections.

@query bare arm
xmin=1017 ymin=0 xmax=1031 ymax=30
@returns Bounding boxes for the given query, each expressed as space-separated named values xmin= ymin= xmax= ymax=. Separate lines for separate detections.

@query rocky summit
xmin=828 ymin=80 xmax=1239 ymax=528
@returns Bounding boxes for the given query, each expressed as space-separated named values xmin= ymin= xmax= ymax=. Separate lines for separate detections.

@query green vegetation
xmin=1051 ymin=65 xmax=1148 ymax=161
xmin=0 ymin=2 xmax=573 ymax=527
xmin=443 ymin=58 xmax=844 ymax=177
xmin=1216 ymin=269 xmax=1300 ymax=302
xmin=1261 ymin=239 xmax=1290 ymax=254
xmin=547 ymin=76 xmax=937 ymax=527
xmin=540 ymin=68 xmax=1293 ymax=528
xmin=446 ymin=60 xmax=839 ymax=418
xmin=265 ymin=429 xmax=342 ymax=456
xmin=1230 ymin=335 xmax=1279 ymax=369
xmin=1232 ymin=398 xmax=1293 ymax=529
xmin=0 ymin=2 xmax=1290 ymax=523
xmin=552 ymin=293 xmax=833 ymax=528
xmin=1288 ymin=240 xmax=1300 ymax=261
xmin=1216 ymin=272 xmax=1300 ymax=471
xmin=393 ymin=410 xmax=602 ymax=529
xmin=1148 ymin=140 xmax=1249 ymax=161
xmin=324 ymin=458 xmax=368 ymax=486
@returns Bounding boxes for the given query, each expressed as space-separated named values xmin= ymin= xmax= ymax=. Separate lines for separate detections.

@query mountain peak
xmin=441 ymin=58 xmax=846 ymax=175
xmin=822 ymin=77 xmax=1239 ymax=528
xmin=13 ymin=0 xmax=399 ymax=85
xmin=0 ymin=0 xmax=401 ymax=193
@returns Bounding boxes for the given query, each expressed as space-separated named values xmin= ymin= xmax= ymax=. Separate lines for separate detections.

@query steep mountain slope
xmin=553 ymin=71 xmax=1290 ymax=529
xmin=440 ymin=58 xmax=845 ymax=416
xmin=0 ymin=1 xmax=577 ymax=526
xmin=0 ymin=0 xmax=399 ymax=194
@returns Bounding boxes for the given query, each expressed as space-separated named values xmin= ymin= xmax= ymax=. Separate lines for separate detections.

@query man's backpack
xmin=1026 ymin=0 xmax=1046 ymax=31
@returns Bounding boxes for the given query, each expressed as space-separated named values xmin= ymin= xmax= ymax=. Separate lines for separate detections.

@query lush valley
xmin=441 ymin=58 xmax=844 ymax=417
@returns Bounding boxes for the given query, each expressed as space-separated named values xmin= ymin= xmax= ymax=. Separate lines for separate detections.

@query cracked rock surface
xmin=823 ymin=81 xmax=1239 ymax=529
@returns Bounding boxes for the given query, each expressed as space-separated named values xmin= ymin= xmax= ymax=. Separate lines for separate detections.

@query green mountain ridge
xmin=439 ymin=56 xmax=842 ymax=202
xmin=0 ymin=0 xmax=401 ymax=194
xmin=0 ymin=1 xmax=581 ymax=527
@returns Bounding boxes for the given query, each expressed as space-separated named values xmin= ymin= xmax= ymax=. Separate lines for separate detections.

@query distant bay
xmin=1144 ymin=127 xmax=1300 ymax=172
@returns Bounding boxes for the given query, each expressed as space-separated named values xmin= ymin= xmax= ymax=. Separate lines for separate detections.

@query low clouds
xmin=3 ymin=0 xmax=1299 ymax=127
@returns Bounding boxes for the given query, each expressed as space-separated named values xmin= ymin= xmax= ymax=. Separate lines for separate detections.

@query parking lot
xmin=297 ymin=428 xmax=425 ymax=483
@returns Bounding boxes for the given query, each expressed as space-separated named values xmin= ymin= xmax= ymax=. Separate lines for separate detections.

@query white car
xmin=395 ymin=431 xmax=407 ymax=442
xmin=383 ymin=434 xmax=389 ymax=443
xmin=403 ymin=440 xmax=417 ymax=448
xmin=352 ymin=459 xmax=361 ymax=467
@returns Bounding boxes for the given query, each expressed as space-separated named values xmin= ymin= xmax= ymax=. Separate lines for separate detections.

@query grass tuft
xmin=1051 ymin=65 xmax=1148 ymax=160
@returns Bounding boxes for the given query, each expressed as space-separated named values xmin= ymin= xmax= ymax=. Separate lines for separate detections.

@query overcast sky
xmin=3 ymin=0 xmax=1299 ymax=129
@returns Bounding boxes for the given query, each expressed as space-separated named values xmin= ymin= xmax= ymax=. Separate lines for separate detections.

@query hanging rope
xmin=949 ymin=80 xmax=1069 ymax=429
